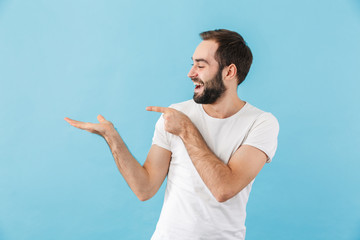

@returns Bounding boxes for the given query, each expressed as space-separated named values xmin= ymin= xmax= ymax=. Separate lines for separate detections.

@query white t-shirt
xmin=151 ymin=100 xmax=279 ymax=240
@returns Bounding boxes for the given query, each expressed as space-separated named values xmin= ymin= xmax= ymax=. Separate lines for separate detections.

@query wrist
xmin=104 ymin=126 xmax=119 ymax=141
xmin=180 ymin=121 xmax=194 ymax=141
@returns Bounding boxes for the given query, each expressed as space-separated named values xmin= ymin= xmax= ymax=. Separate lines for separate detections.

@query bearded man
xmin=65 ymin=29 xmax=279 ymax=240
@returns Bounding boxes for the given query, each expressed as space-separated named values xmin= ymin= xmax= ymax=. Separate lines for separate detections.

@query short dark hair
xmin=200 ymin=29 xmax=253 ymax=85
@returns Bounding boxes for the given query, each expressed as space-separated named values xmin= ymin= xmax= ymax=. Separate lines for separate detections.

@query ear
xmin=223 ymin=64 xmax=237 ymax=81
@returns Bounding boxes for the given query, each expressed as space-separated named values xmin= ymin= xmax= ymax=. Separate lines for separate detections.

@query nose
xmin=188 ymin=66 xmax=198 ymax=79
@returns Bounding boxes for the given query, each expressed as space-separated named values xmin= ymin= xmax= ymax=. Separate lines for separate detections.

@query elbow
xmin=133 ymin=184 xmax=158 ymax=201
xmin=136 ymin=191 xmax=154 ymax=202
xmin=215 ymin=193 xmax=232 ymax=203
xmin=138 ymin=195 xmax=151 ymax=202
xmin=214 ymin=189 xmax=239 ymax=203
xmin=213 ymin=181 xmax=249 ymax=203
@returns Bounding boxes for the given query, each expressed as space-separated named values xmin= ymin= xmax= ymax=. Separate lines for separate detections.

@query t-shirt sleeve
xmin=242 ymin=112 xmax=279 ymax=163
xmin=152 ymin=114 xmax=171 ymax=151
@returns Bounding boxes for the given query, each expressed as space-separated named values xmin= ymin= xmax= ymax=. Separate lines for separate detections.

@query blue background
xmin=1 ymin=0 xmax=360 ymax=239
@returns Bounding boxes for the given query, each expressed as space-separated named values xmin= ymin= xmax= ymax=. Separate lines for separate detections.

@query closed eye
xmin=191 ymin=64 xmax=204 ymax=69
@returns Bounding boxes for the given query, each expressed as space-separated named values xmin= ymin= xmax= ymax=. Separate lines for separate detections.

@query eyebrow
xmin=191 ymin=57 xmax=209 ymax=64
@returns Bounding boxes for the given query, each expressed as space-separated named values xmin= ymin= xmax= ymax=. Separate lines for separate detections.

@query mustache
xmin=191 ymin=77 xmax=204 ymax=85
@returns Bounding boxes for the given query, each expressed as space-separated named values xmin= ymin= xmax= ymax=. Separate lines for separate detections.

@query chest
xmin=191 ymin=116 xmax=252 ymax=164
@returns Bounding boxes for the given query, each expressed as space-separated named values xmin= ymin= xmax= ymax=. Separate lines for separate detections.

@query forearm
xmin=181 ymin=125 xmax=234 ymax=202
xmin=104 ymin=129 xmax=152 ymax=200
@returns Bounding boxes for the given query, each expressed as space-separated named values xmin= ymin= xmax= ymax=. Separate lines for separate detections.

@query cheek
xmin=202 ymin=69 xmax=218 ymax=82
xmin=197 ymin=73 xmax=208 ymax=83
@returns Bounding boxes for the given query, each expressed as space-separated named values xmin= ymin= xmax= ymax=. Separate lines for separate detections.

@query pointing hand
xmin=146 ymin=106 xmax=192 ymax=137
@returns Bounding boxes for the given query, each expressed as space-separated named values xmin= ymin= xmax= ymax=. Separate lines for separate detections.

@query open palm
xmin=64 ymin=115 xmax=114 ymax=137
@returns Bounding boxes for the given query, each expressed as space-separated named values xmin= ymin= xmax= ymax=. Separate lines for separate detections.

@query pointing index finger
xmin=146 ymin=106 xmax=169 ymax=113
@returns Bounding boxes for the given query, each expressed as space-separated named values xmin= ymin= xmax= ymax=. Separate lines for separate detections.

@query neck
xmin=202 ymin=91 xmax=245 ymax=119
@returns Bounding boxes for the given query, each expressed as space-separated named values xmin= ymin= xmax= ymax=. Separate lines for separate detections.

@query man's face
xmin=188 ymin=40 xmax=226 ymax=104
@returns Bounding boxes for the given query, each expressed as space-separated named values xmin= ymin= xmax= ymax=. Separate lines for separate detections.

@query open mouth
xmin=194 ymin=82 xmax=204 ymax=93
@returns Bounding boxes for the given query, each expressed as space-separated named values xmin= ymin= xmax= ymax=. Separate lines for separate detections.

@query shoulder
xmin=245 ymin=103 xmax=279 ymax=131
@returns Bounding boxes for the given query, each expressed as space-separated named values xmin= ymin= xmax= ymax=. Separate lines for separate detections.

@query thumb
xmin=97 ymin=114 xmax=106 ymax=122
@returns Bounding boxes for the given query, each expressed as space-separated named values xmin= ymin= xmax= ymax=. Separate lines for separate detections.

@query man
xmin=65 ymin=29 xmax=279 ymax=240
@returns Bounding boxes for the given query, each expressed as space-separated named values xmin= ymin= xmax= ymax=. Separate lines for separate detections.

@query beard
xmin=192 ymin=69 xmax=226 ymax=104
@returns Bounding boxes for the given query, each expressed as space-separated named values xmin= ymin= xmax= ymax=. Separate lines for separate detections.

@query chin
xmin=193 ymin=96 xmax=216 ymax=104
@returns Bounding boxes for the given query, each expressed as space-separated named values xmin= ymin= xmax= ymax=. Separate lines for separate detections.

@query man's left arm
xmin=181 ymin=124 xmax=267 ymax=202
xmin=146 ymin=106 xmax=277 ymax=203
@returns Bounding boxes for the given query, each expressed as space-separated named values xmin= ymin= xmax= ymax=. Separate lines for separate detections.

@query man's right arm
xmin=65 ymin=115 xmax=171 ymax=201
xmin=105 ymin=130 xmax=171 ymax=201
